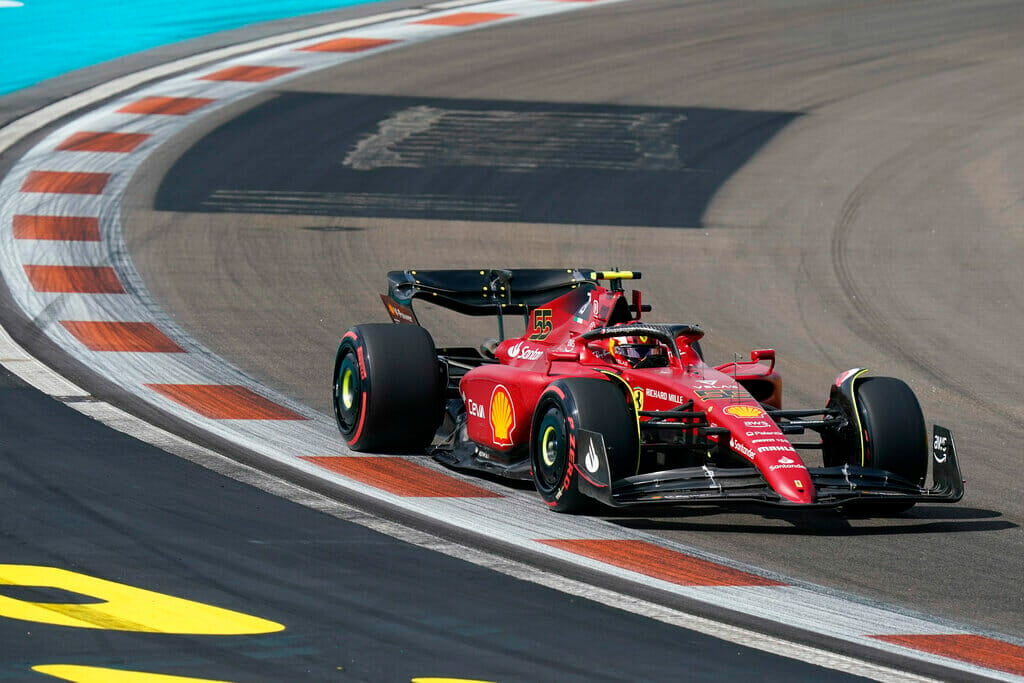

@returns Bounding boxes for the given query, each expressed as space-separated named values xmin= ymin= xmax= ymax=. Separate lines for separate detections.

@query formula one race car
xmin=333 ymin=268 xmax=963 ymax=514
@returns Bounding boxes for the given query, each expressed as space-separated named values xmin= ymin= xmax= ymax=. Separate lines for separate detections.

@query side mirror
xmin=751 ymin=348 xmax=775 ymax=372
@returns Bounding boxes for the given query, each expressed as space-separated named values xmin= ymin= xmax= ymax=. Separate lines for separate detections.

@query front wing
xmin=575 ymin=426 xmax=964 ymax=508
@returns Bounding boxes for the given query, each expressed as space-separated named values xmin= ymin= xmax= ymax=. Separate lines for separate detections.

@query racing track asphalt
xmin=1 ymin=364 xmax=874 ymax=682
xmin=118 ymin=0 xmax=1024 ymax=642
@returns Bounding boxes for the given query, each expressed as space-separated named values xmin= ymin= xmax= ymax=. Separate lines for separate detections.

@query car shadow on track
xmin=601 ymin=505 xmax=1016 ymax=536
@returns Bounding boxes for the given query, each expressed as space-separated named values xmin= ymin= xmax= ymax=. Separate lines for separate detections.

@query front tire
xmin=531 ymin=378 xmax=638 ymax=513
xmin=333 ymin=323 xmax=444 ymax=453
xmin=831 ymin=376 xmax=928 ymax=515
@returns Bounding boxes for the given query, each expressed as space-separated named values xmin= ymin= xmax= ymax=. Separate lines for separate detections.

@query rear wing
xmin=382 ymin=268 xmax=597 ymax=323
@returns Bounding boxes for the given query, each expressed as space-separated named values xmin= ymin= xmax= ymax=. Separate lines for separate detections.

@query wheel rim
xmin=541 ymin=425 xmax=559 ymax=467
xmin=341 ymin=366 xmax=356 ymax=410
xmin=335 ymin=351 xmax=363 ymax=436
xmin=534 ymin=404 xmax=568 ymax=494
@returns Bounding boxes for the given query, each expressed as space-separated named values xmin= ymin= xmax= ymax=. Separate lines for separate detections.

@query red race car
xmin=333 ymin=268 xmax=963 ymax=514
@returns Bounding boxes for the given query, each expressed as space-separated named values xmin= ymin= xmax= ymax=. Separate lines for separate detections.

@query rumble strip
xmin=0 ymin=1 xmax=1021 ymax=680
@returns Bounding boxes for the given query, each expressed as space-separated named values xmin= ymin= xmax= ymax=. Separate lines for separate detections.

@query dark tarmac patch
xmin=300 ymin=225 xmax=364 ymax=232
xmin=157 ymin=93 xmax=798 ymax=227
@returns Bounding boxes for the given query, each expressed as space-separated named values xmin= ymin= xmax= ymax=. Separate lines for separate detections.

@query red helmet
xmin=593 ymin=335 xmax=668 ymax=368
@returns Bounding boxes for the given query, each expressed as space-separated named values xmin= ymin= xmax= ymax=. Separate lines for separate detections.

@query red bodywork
xmin=455 ymin=283 xmax=814 ymax=504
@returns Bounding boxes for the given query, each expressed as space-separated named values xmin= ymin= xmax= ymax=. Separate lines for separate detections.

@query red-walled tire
xmin=531 ymin=377 xmax=638 ymax=513
xmin=333 ymin=324 xmax=444 ymax=453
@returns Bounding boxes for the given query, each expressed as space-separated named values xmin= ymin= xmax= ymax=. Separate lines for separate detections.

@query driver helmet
xmin=597 ymin=335 xmax=668 ymax=368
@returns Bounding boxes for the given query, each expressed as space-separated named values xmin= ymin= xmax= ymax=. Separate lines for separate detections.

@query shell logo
xmin=490 ymin=385 xmax=516 ymax=446
xmin=723 ymin=404 xmax=765 ymax=419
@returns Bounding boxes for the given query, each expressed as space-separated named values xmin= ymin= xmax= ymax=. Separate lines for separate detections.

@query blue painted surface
xmin=0 ymin=0 xmax=387 ymax=96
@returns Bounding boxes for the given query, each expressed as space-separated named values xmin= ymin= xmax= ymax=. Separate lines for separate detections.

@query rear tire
xmin=531 ymin=378 xmax=638 ymax=513
xmin=843 ymin=376 xmax=928 ymax=516
xmin=333 ymin=324 xmax=444 ymax=453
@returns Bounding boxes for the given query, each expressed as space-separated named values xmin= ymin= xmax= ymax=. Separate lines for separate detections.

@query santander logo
xmin=507 ymin=341 xmax=543 ymax=361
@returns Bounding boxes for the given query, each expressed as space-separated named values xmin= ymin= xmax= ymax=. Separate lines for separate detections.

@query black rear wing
xmin=384 ymin=268 xmax=596 ymax=318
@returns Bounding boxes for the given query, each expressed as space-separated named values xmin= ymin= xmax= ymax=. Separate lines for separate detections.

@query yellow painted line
xmin=0 ymin=565 xmax=283 ymax=634
xmin=34 ymin=665 xmax=233 ymax=683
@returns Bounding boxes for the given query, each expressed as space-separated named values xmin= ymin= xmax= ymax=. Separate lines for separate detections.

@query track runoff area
xmin=0 ymin=0 xmax=1021 ymax=680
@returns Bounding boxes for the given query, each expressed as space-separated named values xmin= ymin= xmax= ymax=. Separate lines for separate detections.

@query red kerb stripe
xmin=415 ymin=12 xmax=513 ymax=26
xmin=538 ymin=539 xmax=785 ymax=587
xmin=13 ymin=215 xmax=100 ymax=241
xmin=300 ymin=37 xmax=398 ymax=52
xmin=56 ymin=131 xmax=150 ymax=153
xmin=871 ymin=634 xmax=1024 ymax=676
xmin=145 ymin=384 xmax=305 ymax=420
xmin=23 ymin=266 xmax=124 ymax=294
xmin=21 ymin=171 xmax=109 ymax=195
xmin=117 ymin=97 xmax=214 ymax=115
xmin=61 ymin=321 xmax=185 ymax=353
xmin=304 ymin=456 xmax=503 ymax=498
xmin=200 ymin=65 xmax=297 ymax=82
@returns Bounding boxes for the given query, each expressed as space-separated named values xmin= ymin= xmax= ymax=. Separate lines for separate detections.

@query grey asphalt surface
xmin=2 ymin=365 xmax=878 ymax=682
xmin=120 ymin=0 xmax=1024 ymax=641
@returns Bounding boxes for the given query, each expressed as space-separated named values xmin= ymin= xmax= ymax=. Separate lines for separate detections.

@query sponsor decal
xmin=723 ymin=404 xmax=765 ymax=419
xmin=558 ymin=431 xmax=578 ymax=496
xmin=933 ymin=434 xmax=949 ymax=463
xmin=744 ymin=421 xmax=773 ymax=429
xmin=380 ymin=294 xmax=418 ymax=324
xmin=528 ymin=308 xmax=553 ymax=340
xmin=696 ymin=387 xmax=746 ymax=401
xmin=752 ymin=437 xmax=790 ymax=443
xmin=572 ymin=430 xmax=610 ymax=488
xmin=489 ymin=385 xmax=516 ymax=446
xmin=631 ymin=387 xmax=645 ymax=410
xmin=507 ymin=341 xmax=544 ymax=361
xmin=769 ymin=460 xmax=805 ymax=472
xmin=695 ymin=379 xmax=722 ymax=388
xmin=356 ymin=347 xmax=367 ymax=380
xmin=467 ymin=397 xmax=485 ymax=419
xmin=645 ymin=387 xmax=686 ymax=404
xmin=758 ymin=445 xmax=795 ymax=453
xmin=730 ymin=438 xmax=756 ymax=461
xmin=584 ymin=438 xmax=600 ymax=473
xmin=573 ymin=298 xmax=590 ymax=323
xmin=794 ymin=479 xmax=804 ymax=489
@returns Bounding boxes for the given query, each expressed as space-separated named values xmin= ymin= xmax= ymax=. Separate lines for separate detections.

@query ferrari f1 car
xmin=333 ymin=268 xmax=963 ymax=514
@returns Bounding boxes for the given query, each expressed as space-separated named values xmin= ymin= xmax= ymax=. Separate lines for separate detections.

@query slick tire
xmin=333 ymin=323 xmax=444 ymax=453
xmin=850 ymin=376 xmax=928 ymax=516
xmin=531 ymin=378 xmax=638 ymax=513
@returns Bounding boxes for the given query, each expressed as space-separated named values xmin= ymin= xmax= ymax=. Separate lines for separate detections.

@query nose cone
xmin=772 ymin=472 xmax=815 ymax=504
